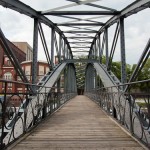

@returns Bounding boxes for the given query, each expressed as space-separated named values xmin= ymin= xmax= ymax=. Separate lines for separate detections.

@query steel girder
xmin=32 ymin=18 xmax=39 ymax=87
xmin=42 ymin=11 xmax=118 ymax=16
xmin=57 ymin=23 xmax=105 ymax=26
xmin=0 ymin=0 xmax=149 ymax=87
xmin=0 ymin=0 xmax=149 ymax=47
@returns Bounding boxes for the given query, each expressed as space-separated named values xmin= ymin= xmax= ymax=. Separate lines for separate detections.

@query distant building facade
xmin=0 ymin=39 xmax=49 ymax=94
xmin=0 ymin=40 xmax=26 ymax=93
xmin=13 ymin=42 xmax=33 ymax=61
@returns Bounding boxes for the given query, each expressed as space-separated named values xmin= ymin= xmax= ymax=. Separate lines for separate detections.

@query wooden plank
xmin=8 ymin=96 xmax=146 ymax=150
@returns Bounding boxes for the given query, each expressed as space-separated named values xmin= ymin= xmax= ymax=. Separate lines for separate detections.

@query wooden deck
xmin=8 ymin=96 xmax=146 ymax=150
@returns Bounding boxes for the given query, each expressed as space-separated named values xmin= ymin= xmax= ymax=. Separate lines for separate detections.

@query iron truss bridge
xmin=0 ymin=0 xmax=150 ymax=149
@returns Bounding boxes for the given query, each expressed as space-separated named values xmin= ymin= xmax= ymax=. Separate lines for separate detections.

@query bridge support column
xmin=59 ymin=35 xmax=62 ymax=63
xmin=64 ymin=65 xmax=77 ymax=93
xmin=32 ymin=18 xmax=39 ymax=91
xmin=98 ymin=34 xmax=102 ymax=63
xmin=94 ymin=40 xmax=97 ymax=59
xmin=63 ymin=40 xmax=66 ymax=60
xmin=51 ymin=28 xmax=55 ymax=69
xmin=120 ymin=18 xmax=127 ymax=84
xmin=105 ymin=28 xmax=109 ymax=67
xmin=85 ymin=64 xmax=94 ymax=92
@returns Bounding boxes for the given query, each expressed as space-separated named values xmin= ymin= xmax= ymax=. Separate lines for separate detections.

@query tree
xmin=131 ymin=58 xmax=150 ymax=91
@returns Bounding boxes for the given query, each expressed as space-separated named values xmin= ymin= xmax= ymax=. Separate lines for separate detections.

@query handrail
xmin=85 ymin=79 xmax=150 ymax=148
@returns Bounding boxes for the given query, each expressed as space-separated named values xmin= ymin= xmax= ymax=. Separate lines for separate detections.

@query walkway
xmin=8 ymin=96 xmax=145 ymax=150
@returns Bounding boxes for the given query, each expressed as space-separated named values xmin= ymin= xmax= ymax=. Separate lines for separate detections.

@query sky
xmin=0 ymin=0 xmax=149 ymax=65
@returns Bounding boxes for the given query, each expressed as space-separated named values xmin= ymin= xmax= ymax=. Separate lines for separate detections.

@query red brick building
xmin=0 ymin=39 xmax=26 ymax=93
xmin=0 ymin=39 xmax=49 ymax=93
xmin=17 ymin=61 xmax=49 ymax=93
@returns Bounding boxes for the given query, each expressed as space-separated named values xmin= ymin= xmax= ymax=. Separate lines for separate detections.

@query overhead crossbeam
xmin=64 ymin=31 xmax=97 ymax=33
xmin=67 ymin=0 xmax=117 ymax=12
xmin=41 ymin=0 xmax=99 ymax=14
xmin=71 ymin=47 xmax=90 ymax=48
xmin=59 ymin=15 xmax=111 ymax=24
xmin=69 ymin=42 xmax=92 ymax=44
xmin=72 ymin=51 xmax=89 ymax=52
xmin=43 ymin=11 xmax=119 ymax=16
xmin=57 ymin=23 xmax=104 ymax=26
xmin=67 ymin=36 xmax=94 ymax=39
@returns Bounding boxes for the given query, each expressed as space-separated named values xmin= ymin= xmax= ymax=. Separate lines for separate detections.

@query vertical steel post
xmin=63 ymin=40 xmax=66 ymax=60
xmin=66 ymin=46 xmax=69 ymax=59
xmin=64 ymin=68 xmax=67 ymax=92
xmin=57 ymin=78 xmax=61 ymax=108
xmin=51 ymin=28 xmax=55 ymax=68
xmin=59 ymin=35 xmax=62 ymax=62
xmin=32 ymin=18 xmax=38 ymax=90
xmin=105 ymin=28 xmax=109 ymax=67
xmin=94 ymin=39 xmax=97 ymax=59
xmin=120 ymin=18 xmax=127 ymax=84
xmin=98 ymin=34 xmax=102 ymax=63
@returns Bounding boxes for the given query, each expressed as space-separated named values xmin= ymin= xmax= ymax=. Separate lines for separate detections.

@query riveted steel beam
xmin=67 ymin=36 xmax=94 ymax=39
xmin=120 ymin=18 xmax=127 ymax=84
xmin=57 ymin=23 xmax=104 ymax=26
xmin=64 ymin=31 xmax=97 ymax=33
xmin=71 ymin=46 xmax=90 ymax=48
xmin=43 ymin=11 xmax=119 ymax=16
xmin=69 ymin=42 xmax=92 ymax=44
xmin=32 ymin=18 xmax=39 ymax=87
xmin=72 ymin=51 xmax=89 ymax=52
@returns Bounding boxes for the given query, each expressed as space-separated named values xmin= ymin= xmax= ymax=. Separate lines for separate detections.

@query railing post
xmin=24 ymin=84 xmax=29 ymax=133
xmin=117 ymin=85 xmax=121 ymax=122
xmin=111 ymin=87 xmax=114 ymax=117
xmin=128 ymin=95 xmax=134 ymax=135
xmin=0 ymin=82 xmax=7 ymax=149
xmin=42 ymin=87 xmax=47 ymax=118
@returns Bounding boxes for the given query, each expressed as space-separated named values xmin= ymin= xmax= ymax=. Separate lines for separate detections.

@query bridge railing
xmin=0 ymin=79 xmax=76 ymax=149
xmin=85 ymin=79 xmax=150 ymax=148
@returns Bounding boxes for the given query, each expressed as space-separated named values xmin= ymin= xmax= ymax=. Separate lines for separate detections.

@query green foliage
xmin=102 ymin=55 xmax=150 ymax=91
xmin=131 ymin=58 xmax=150 ymax=91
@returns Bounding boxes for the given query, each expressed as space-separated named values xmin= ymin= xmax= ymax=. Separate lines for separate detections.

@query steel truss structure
xmin=0 ymin=0 xmax=150 ymax=149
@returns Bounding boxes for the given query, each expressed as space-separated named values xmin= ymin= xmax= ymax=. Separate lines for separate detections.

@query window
xmin=25 ymin=71 xmax=30 ymax=75
xmin=8 ymin=83 xmax=12 ymax=87
xmin=39 ymin=71 xmax=44 ymax=75
xmin=7 ymin=60 xmax=11 ymax=66
xmin=3 ymin=72 xmax=12 ymax=80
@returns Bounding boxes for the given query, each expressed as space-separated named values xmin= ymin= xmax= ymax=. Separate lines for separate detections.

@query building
xmin=13 ymin=42 xmax=33 ymax=61
xmin=0 ymin=39 xmax=26 ymax=93
xmin=17 ymin=60 xmax=49 ymax=93
xmin=0 ymin=39 xmax=49 ymax=94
